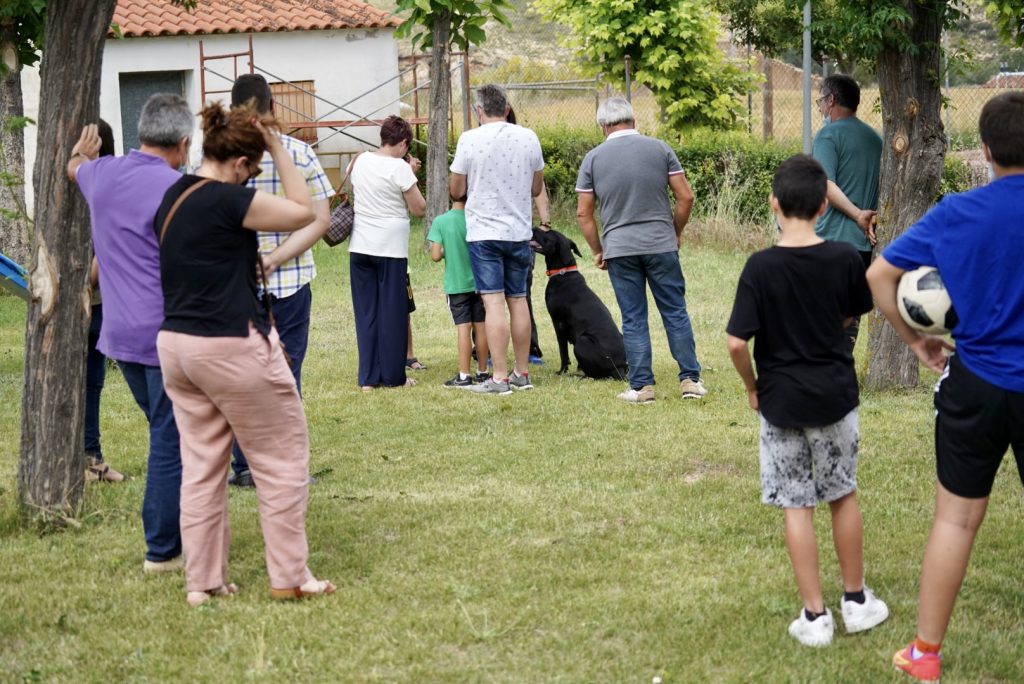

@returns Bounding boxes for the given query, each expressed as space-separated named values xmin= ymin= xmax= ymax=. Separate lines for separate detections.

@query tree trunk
xmin=864 ymin=0 xmax=946 ymax=390
xmin=18 ymin=0 xmax=117 ymax=522
xmin=424 ymin=10 xmax=452 ymax=237
xmin=1 ymin=26 xmax=32 ymax=266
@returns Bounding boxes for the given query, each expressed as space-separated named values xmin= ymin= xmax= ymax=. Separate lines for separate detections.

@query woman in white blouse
xmin=348 ymin=115 xmax=426 ymax=389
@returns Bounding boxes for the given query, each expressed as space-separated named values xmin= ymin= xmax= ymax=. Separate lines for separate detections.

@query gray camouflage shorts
xmin=759 ymin=408 xmax=859 ymax=508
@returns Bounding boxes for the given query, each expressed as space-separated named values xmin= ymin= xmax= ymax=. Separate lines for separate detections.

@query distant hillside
xmin=364 ymin=0 xmax=580 ymax=71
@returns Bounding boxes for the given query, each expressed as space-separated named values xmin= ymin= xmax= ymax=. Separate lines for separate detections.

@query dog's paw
xmin=557 ymin=366 xmax=570 ymax=375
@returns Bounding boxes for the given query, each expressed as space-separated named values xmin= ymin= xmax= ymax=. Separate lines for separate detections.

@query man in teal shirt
xmin=813 ymin=74 xmax=882 ymax=348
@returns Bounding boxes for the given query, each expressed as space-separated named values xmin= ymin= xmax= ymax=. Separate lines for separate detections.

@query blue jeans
xmin=468 ymin=240 xmax=531 ymax=297
xmin=606 ymin=251 xmax=701 ymax=389
xmin=120 ymin=362 xmax=182 ymax=562
xmin=232 ymin=284 xmax=312 ymax=475
xmin=84 ymin=304 xmax=105 ymax=458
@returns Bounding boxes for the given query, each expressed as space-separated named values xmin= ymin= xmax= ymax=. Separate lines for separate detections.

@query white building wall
xmin=23 ymin=27 xmax=400 ymax=213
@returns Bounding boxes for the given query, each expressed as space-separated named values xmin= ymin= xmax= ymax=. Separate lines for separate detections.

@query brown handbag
xmin=324 ymin=152 xmax=364 ymax=246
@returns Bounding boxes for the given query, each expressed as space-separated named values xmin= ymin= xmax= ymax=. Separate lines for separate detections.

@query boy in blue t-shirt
xmin=427 ymin=197 xmax=489 ymax=388
xmin=868 ymin=92 xmax=1024 ymax=683
xmin=727 ymin=155 xmax=889 ymax=648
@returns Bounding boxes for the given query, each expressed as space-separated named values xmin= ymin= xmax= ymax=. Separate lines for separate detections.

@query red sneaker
xmin=893 ymin=643 xmax=941 ymax=682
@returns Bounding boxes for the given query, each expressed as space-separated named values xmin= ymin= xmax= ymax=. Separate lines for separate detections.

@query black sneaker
xmin=444 ymin=374 xmax=473 ymax=388
xmin=474 ymin=371 xmax=491 ymax=383
xmin=228 ymin=468 xmax=255 ymax=488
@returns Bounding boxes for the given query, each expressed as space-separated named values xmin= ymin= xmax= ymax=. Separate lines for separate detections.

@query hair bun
xmin=200 ymin=102 xmax=229 ymax=134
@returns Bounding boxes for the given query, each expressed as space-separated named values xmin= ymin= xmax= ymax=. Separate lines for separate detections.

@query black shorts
xmin=406 ymin=273 xmax=416 ymax=313
xmin=447 ymin=292 xmax=485 ymax=325
xmin=934 ymin=353 xmax=1024 ymax=498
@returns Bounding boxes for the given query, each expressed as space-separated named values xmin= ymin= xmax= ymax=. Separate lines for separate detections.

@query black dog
xmin=531 ymin=228 xmax=628 ymax=380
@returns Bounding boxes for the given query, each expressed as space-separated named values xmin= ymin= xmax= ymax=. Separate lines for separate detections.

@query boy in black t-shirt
xmin=726 ymin=155 xmax=888 ymax=647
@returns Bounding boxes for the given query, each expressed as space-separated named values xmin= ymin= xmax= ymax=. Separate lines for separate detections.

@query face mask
xmin=988 ymin=164 xmax=997 ymax=183
xmin=822 ymin=115 xmax=832 ymax=126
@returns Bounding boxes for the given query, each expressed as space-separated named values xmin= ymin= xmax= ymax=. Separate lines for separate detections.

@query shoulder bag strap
xmin=334 ymin=151 xmax=365 ymax=200
xmin=159 ymin=178 xmax=214 ymax=245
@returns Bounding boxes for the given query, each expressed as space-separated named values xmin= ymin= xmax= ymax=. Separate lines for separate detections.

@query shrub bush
xmin=533 ymin=125 xmax=794 ymax=224
xmin=939 ymin=153 xmax=980 ymax=198
xmin=451 ymin=126 xmax=981 ymax=226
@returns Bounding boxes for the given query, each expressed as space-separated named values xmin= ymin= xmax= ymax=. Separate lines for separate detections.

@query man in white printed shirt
xmin=228 ymin=74 xmax=332 ymax=486
xmin=450 ymin=84 xmax=545 ymax=395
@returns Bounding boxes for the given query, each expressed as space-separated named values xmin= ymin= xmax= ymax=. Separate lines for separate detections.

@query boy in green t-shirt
xmin=427 ymin=197 xmax=489 ymax=388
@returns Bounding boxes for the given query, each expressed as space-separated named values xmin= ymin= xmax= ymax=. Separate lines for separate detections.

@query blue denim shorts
xmin=467 ymin=240 xmax=531 ymax=297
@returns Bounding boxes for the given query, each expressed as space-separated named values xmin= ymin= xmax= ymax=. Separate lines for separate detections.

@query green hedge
xmin=673 ymin=130 xmax=796 ymax=223
xmin=532 ymin=126 xmax=795 ymax=223
xmin=449 ymin=126 xmax=980 ymax=225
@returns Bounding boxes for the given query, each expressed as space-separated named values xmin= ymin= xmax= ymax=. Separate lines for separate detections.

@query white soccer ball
xmin=897 ymin=266 xmax=958 ymax=335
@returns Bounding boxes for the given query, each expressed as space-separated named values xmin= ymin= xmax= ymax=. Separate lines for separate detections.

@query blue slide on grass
xmin=0 ymin=252 xmax=29 ymax=301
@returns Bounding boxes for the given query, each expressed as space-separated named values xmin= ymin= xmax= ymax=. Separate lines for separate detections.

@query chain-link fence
xmin=418 ymin=3 xmax=1006 ymax=156
xmin=385 ymin=0 xmax=1015 ymax=181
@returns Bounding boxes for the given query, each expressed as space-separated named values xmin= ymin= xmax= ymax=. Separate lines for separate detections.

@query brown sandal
xmin=85 ymin=457 xmax=126 ymax=483
xmin=269 ymin=579 xmax=335 ymax=600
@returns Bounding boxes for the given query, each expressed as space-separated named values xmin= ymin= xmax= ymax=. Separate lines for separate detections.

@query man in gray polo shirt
xmin=576 ymin=97 xmax=706 ymax=403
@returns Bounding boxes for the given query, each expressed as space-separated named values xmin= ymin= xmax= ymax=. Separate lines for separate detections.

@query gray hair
xmin=137 ymin=93 xmax=193 ymax=147
xmin=596 ymin=97 xmax=635 ymax=127
xmin=474 ymin=84 xmax=508 ymax=118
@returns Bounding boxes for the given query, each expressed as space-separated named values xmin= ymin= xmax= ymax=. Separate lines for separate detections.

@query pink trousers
xmin=157 ymin=326 xmax=315 ymax=592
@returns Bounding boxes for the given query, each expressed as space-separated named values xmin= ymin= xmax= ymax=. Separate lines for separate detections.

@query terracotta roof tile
xmin=111 ymin=0 xmax=401 ymax=38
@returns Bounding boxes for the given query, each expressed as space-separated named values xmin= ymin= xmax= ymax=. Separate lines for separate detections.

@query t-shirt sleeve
xmin=882 ymin=200 xmax=946 ymax=271
xmin=75 ymin=159 xmax=97 ymax=201
xmin=575 ymin=151 xmax=595 ymax=193
xmin=845 ymin=250 xmax=874 ymax=317
xmin=812 ymin=131 xmax=839 ymax=180
xmin=391 ymin=160 xmax=419 ymax=192
xmin=297 ymin=147 xmax=332 ymax=201
xmin=725 ymin=259 xmax=761 ymax=340
xmin=450 ymin=136 xmax=469 ymax=175
xmin=426 ymin=217 xmax=445 ymax=244
xmin=219 ymin=184 xmax=258 ymax=230
xmin=665 ymin=144 xmax=685 ymax=176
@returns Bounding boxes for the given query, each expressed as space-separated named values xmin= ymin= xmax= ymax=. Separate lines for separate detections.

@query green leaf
xmin=463 ymin=24 xmax=487 ymax=44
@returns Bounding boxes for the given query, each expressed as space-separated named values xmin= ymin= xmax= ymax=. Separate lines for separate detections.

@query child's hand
xmin=909 ymin=334 xmax=954 ymax=374
xmin=746 ymin=389 xmax=759 ymax=411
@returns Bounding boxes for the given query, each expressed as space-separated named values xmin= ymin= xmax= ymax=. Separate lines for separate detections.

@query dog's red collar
xmin=546 ymin=265 xmax=578 ymax=277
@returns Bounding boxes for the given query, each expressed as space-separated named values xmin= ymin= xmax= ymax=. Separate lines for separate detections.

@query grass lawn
xmin=0 ymin=224 xmax=1021 ymax=683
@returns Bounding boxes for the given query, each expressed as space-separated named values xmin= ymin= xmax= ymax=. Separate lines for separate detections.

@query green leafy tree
xmin=532 ymin=0 xmax=757 ymax=130
xmin=393 ymin=0 xmax=512 ymax=231
xmin=722 ymin=0 xmax=1024 ymax=388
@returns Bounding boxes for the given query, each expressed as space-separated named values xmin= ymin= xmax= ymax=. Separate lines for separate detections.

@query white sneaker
xmin=617 ymin=385 xmax=655 ymax=403
xmin=841 ymin=587 xmax=889 ymax=633
xmin=788 ymin=608 xmax=834 ymax=647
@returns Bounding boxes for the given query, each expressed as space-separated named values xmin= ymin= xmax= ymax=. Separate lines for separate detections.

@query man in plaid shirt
xmin=229 ymin=74 xmax=332 ymax=487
